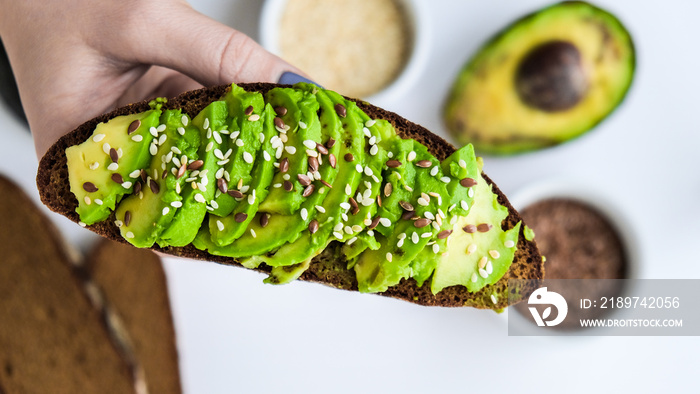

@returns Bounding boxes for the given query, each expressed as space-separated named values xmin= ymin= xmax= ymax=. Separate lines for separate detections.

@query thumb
xmin=120 ymin=2 xmax=309 ymax=86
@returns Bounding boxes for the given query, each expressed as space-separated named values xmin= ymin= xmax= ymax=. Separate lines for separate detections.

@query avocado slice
xmin=66 ymin=110 xmax=161 ymax=225
xmin=257 ymin=87 xmax=320 ymax=215
xmin=195 ymin=86 xmax=345 ymax=259
xmin=430 ymin=170 xmax=521 ymax=294
xmin=115 ymin=109 xmax=200 ymax=247
xmin=444 ymin=1 xmax=635 ymax=154
xmin=202 ymin=101 xmax=276 ymax=246
xmin=244 ymin=90 xmax=367 ymax=279
xmin=354 ymin=141 xmax=450 ymax=293
xmin=157 ymin=101 xmax=227 ymax=247
xmin=207 ymin=84 xmax=265 ymax=218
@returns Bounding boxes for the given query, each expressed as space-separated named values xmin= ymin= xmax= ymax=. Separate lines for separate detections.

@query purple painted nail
xmin=278 ymin=72 xmax=321 ymax=87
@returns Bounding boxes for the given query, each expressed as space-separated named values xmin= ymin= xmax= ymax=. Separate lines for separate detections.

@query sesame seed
xmin=478 ymin=257 xmax=488 ymax=269
xmin=417 ymin=197 xmax=429 ymax=206
xmin=102 ymin=143 xmax=112 ymax=155
xmin=248 ymin=193 xmax=255 ymax=205
xmin=404 ymin=185 xmax=413 ymax=192
xmin=421 ymin=232 xmax=431 ymax=239
xmin=489 ymin=250 xmax=500 ymax=259
xmin=440 ymin=177 xmax=451 ymax=183
xmin=387 ymin=151 xmax=394 ymax=158
xmin=407 ymin=151 xmax=416 ymax=161
xmin=160 ymin=206 xmax=169 ymax=216
xmin=479 ymin=268 xmax=488 ymax=278
xmin=243 ymin=152 xmax=254 ymax=164
xmin=505 ymin=240 xmax=516 ymax=248
xmin=203 ymin=118 xmax=210 ymax=130
xmin=459 ymin=159 xmax=467 ymax=169
xmin=471 ymin=273 xmax=478 ymax=283
xmin=248 ymin=114 xmax=261 ymax=122
xmin=217 ymin=159 xmax=229 ymax=166
xmin=126 ymin=231 xmax=135 ymax=239
xmin=214 ymin=149 xmax=224 ymax=160
xmin=285 ymin=146 xmax=296 ymax=155
xmin=79 ymin=221 xmax=87 ymax=227
xmin=348 ymin=237 xmax=357 ymax=245
xmin=88 ymin=162 xmax=99 ymax=170
xmin=344 ymin=226 xmax=353 ymax=234
xmin=412 ymin=232 xmax=419 ymax=244
xmin=236 ymin=139 xmax=245 ymax=147
xmin=122 ymin=182 xmax=132 ymax=189
xmin=230 ymin=131 xmax=241 ymax=139
xmin=149 ymin=127 xmax=158 ymax=137
xmin=306 ymin=149 xmax=318 ymax=158
xmin=107 ymin=163 xmax=118 ymax=171
xmin=300 ymin=208 xmax=308 ymax=221
xmin=461 ymin=200 xmax=469 ymax=210
xmin=215 ymin=168 xmax=224 ymax=179
xmin=181 ymin=115 xmax=189 ymax=126
xmin=315 ymin=205 xmax=326 ymax=213
xmin=340 ymin=202 xmax=351 ymax=211
xmin=424 ymin=212 xmax=435 ymax=220
xmin=468 ymin=188 xmax=475 ymax=198
xmin=432 ymin=244 xmax=440 ymax=254
xmin=486 ymin=261 xmax=493 ymax=274
xmin=369 ymin=145 xmax=379 ymax=156
xmin=263 ymin=151 xmax=271 ymax=162
xmin=240 ymin=185 xmax=249 ymax=193
xmin=367 ymin=230 xmax=374 ymax=236
xmin=93 ymin=198 xmax=102 ymax=206
xmin=194 ymin=194 xmax=206 ymax=203
xmin=364 ymin=167 xmax=373 ymax=177
xmin=299 ymin=121 xmax=307 ymax=129
xmin=273 ymin=183 xmax=281 ymax=188
xmin=467 ymin=244 xmax=477 ymax=255
xmin=250 ymin=229 xmax=257 ymax=238
xmin=275 ymin=147 xmax=283 ymax=159
xmin=379 ymin=218 xmax=391 ymax=227
xmin=158 ymin=134 xmax=167 ymax=145
xmin=355 ymin=164 xmax=363 ymax=173
xmin=213 ymin=131 xmax=222 ymax=144
xmin=386 ymin=253 xmax=393 ymax=262
xmin=131 ymin=134 xmax=143 ymax=142
xmin=363 ymin=127 xmax=372 ymax=138
xmin=215 ymin=220 xmax=224 ymax=231
xmin=303 ymin=140 xmax=316 ymax=150
xmin=259 ymin=133 xmax=265 ymax=144
xmin=342 ymin=213 xmax=349 ymax=221
xmin=363 ymin=218 xmax=372 ymax=226
xmin=171 ymin=201 xmax=183 ymax=208
xmin=283 ymin=174 xmax=290 ymax=181
xmin=365 ymin=119 xmax=376 ymax=127
xmin=430 ymin=166 xmax=439 ymax=177
xmin=491 ymin=294 xmax=498 ymax=304
xmin=204 ymin=142 xmax=213 ymax=153
xmin=175 ymin=183 xmax=181 ymax=194
xmin=211 ymin=200 xmax=220 ymax=209
xmin=397 ymin=239 xmax=404 ymax=248
xmin=368 ymin=136 xmax=377 ymax=145
xmin=345 ymin=184 xmax=352 ymax=195
xmin=334 ymin=231 xmax=343 ymax=240
xmin=93 ymin=133 xmax=106 ymax=142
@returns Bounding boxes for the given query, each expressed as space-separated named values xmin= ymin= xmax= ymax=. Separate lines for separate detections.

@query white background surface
xmin=1 ymin=0 xmax=698 ymax=392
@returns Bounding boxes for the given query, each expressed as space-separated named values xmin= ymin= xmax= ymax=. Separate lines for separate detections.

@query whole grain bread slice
xmin=37 ymin=83 xmax=544 ymax=309
xmin=85 ymin=240 xmax=182 ymax=394
xmin=0 ymin=175 xmax=137 ymax=394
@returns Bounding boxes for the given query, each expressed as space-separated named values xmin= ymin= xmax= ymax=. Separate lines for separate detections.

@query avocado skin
xmin=444 ymin=1 xmax=636 ymax=155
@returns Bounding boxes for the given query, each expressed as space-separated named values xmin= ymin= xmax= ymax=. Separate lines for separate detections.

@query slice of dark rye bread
xmin=0 ymin=175 xmax=136 ymax=394
xmin=37 ymin=82 xmax=544 ymax=309
xmin=85 ymin=240 xmax=182 ymax=394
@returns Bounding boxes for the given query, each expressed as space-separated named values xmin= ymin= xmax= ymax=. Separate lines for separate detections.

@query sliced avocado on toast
xmin=444 ymin=1 xmax=635 ymax=154
xmin=38 ymin=82 xmax=544 ymax=309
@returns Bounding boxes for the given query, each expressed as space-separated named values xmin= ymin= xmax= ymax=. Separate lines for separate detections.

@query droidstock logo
xmin=528 ymin=287 xmax=568 ymax=327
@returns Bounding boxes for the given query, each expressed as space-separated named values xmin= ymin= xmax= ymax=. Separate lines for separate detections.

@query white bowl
xmin=259 ymin=0 xmax=431 ymax=103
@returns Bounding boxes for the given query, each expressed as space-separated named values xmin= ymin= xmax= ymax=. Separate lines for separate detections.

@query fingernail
xmin=278 ymin=72 xmax=322 ymax=87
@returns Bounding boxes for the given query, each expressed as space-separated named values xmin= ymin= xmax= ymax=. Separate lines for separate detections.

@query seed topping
xmin=460 ymin=177 xmax=477 ymax=188
xmin=334 ymin=103 xmax=347 ymax=117
xmin=82 ymin=182 xmax=98 ymax=192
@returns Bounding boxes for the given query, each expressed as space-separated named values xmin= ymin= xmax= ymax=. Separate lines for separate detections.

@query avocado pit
xmin=515 ymin=40 xmax=589 ymax=112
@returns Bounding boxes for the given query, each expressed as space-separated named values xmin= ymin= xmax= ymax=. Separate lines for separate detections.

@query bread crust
xmin=37 ymin=83 xmax=543 ymax=309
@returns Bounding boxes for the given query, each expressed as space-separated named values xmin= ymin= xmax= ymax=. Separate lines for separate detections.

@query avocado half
xmin=444 ymin=1 xmax=635 ymax=155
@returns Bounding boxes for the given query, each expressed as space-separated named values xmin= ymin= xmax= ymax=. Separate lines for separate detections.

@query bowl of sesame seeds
xmin=260 ymin=0 xmax=430 ymax=102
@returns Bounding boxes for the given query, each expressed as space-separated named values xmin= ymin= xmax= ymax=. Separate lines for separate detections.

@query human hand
xmin=0 ymin=0 xmax=310 ymax=158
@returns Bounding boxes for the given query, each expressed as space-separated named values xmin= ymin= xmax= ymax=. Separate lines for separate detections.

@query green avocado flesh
xmin=68 ymin=83 xmax=521 ymax=295
xmin=444 ymin=1 xmax=635 ymax=155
